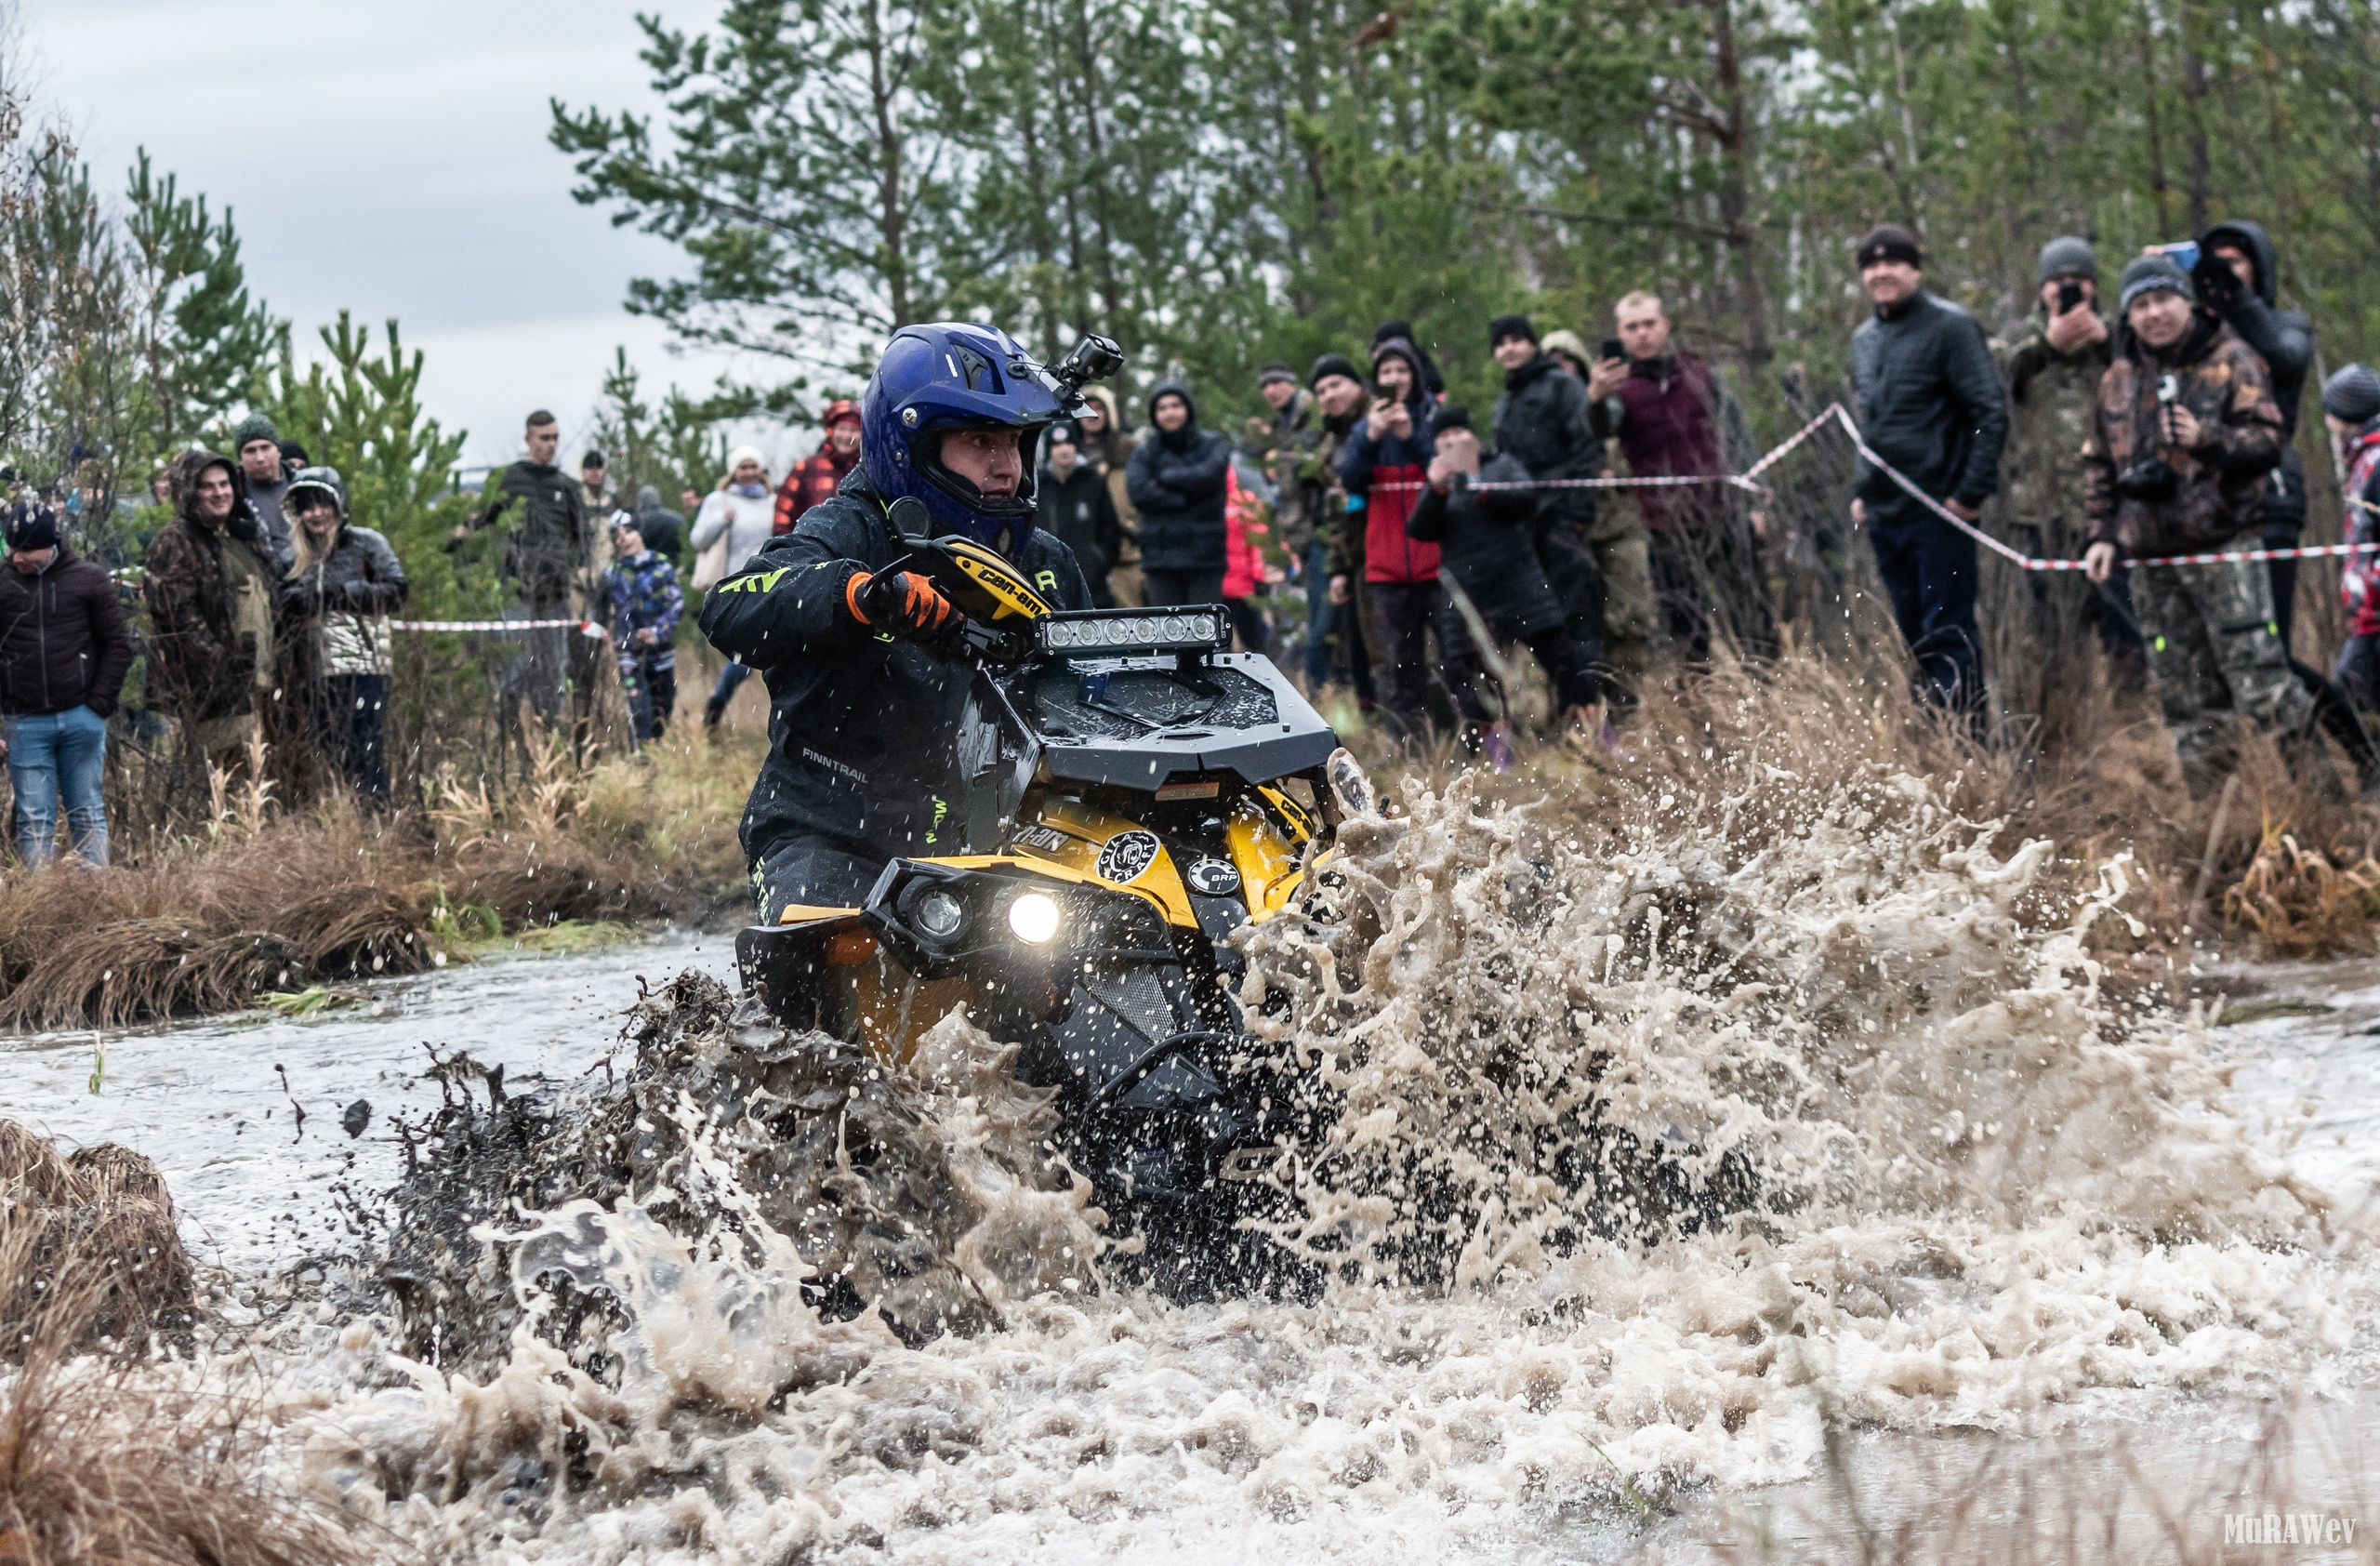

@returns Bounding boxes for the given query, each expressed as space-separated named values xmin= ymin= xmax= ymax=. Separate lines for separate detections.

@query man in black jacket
xmin=1036 ymin=421 xmax=1122 ymax=605
xmin=0 ymin=502 xmax=135 ymax=866
xmin=1847 ymin=223 xmax=2010 ymax=734
xmin=451 ymin=409 xmax=594 ymax=734
xmin=1125 ymin=381 xmax=1232 ymax=606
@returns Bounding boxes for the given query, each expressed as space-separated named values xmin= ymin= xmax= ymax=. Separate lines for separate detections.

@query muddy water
xmin=6 ymin=773 xmax=2380 ymax=1563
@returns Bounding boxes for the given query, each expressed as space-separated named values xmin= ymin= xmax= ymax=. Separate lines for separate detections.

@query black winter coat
xmin=0 ymin=545 xmax=136 ymax=718
xmin=1037 ymin=461 xmax=1122 ymax=604
xmin=2200 ymin=219 xmax=2314 ymax=530
xmin=698 ymin=475 xmax=1091 ymax=870
xmin=1406 ymin=455 xmax=1569 ymax=641
xmin=460 ymin=459 xmax=588 ymax=602
xmin=1490 ymin=352 xmax=1600 ymax=528
xmin=1124 ymin=380 xmax=1231 ymax=572
xmin=1849 ymin=288 xmax=2010 ymax=528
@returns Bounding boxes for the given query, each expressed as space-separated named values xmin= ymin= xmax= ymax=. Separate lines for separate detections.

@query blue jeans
xmin=1867 ymin=514 xmax=1986 ymax=736
xmin=711 ymin=658 xmax=756 ymax=710
xmin=7 ymin=705 xmax=108 ymax=868
xmin=1304 ymin=540 xmax=1339 ymax=688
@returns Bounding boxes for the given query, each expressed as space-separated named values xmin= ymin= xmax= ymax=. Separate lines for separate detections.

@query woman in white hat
xmin=690 ymin=445 xmax=777 ymax=729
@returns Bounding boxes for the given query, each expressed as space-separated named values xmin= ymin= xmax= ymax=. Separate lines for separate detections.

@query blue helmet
xmin=860 ymin=321 xmax=1066 ymax=553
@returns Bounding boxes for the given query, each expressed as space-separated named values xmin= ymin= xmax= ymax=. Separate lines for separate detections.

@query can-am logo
xmin=2223 ymin=1513 xmax=2358 ymax=1546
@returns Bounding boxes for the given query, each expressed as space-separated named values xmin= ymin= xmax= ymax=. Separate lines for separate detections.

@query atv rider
xmin=700 ymin=322 xmax=1095 ymax=921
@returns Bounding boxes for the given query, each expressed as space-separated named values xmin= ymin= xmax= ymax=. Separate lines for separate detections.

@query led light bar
xmin=1037 ymin=606 xmax=1232 ymax=657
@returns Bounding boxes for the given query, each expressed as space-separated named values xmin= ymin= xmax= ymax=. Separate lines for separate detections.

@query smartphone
xmin=2056 ymin=281 xmax=2083 ymax=315
xmin=1601 ymin=338 xmax=1625 ymax=363
xmin=2150 ymin=240 xmax=2201 ymax=274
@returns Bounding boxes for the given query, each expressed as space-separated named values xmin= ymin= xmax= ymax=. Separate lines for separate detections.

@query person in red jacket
xmin=1338 ymin=334 xmax=1490 ymax=744
xmin=773 ymin=399 xmax=862 ymax=536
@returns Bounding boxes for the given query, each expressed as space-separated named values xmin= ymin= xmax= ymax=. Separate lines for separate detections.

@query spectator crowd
xmin=5 ymin=207 xmax=2378 ymax=869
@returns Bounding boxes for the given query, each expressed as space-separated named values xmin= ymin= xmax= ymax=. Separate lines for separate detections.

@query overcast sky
xmin=22 ymin=0 xmax=804 ymax=474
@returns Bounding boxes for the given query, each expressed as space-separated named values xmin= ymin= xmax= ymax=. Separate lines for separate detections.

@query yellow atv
xmin=734 ymin=536 xmax=1360 ymax=1291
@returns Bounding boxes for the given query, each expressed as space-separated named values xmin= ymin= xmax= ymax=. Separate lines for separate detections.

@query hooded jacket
xmin=1339 ymin=340 xmax=1441 ymax=584
xmin=0 ymin=541 xmax=136 ymax=719
xmin=1124 ymin=380 xmax=1232 ymax=573
xmin=143 ymin=450 xmax=280 ymax=722
xmin=1078 ymin=384 xmax=1139 ymax=538
xmin=1849 ymin=287 xmax=2010 ymax=527
xmin=282 ymin=522 xmax=407 ymax=679
xmin=2199 ymin=219 xmax=2313 ymax=530
xmin=1491 ymin=349 xmax=1601 ymax=530
xmin=698 ymin=471 xmax=1091 ymax=874
xmin=2082 ymin=312 xmax=2286 ymax=555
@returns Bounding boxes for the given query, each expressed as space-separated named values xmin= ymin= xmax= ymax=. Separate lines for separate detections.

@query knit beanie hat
xmin=1855 ymin=222 xmax=1923 ymax=270
xmin=636 ymin=484 xmax=661 ymax=510
xmin=1434 ymin=405 xmax=1473 ymax=433
xmin=582 ymin=449 xmax=606 ymax=470
xmin=1256 ymin=361 xmax=1298 ymax=388
xmin=1309 ymin=352 xmax=1362 ymax=388
xmin=5 ymin=501 xmax=60 ymax=552
xmin=277 ymin=440 xmax=311 ymax=467
xmin=2321 ymin=364 xmax=2380 ymax=425
xmin=232 ymin=412 xmax=279 ymax=452
xmin=1045 ymin=420 xmax=1081 ymax=448
xmin=1488 ymin=313 xmax=1537 ymax=348
xmin=2116 ymin=254 xmax=2193 ymax=312
xmin=2036 ymin=235 xmax=2098 ymax=284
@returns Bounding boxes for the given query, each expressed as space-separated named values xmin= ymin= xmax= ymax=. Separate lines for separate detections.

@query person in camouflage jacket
xmin=2082 ymin=256 xmax=2309 ymax=796
xmin=1993 ymin=236 xmax=2144 ymax=683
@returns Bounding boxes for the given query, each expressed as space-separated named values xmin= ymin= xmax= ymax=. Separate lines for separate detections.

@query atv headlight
xmin=913 ymin=889 xmax=966 ymax=940
xmin=1007 ymin=891 xmax=1062 ymax=944
xmin=1037 ymin=606 xmax=1231 ymax=658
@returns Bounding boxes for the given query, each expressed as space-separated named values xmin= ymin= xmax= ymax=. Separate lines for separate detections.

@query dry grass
xmin=0 ymin=1121 xmax=192 ymax=1360
xmin=0 ymin=1123 xmax=360 ymax=1565
xmin=0 ymin=713 xmax=770 ymax=1032
xmin=2223 ymin=814 xmax=2380 ymax=959
xmin=1348 ymin=628 xmax=2380 ymax=962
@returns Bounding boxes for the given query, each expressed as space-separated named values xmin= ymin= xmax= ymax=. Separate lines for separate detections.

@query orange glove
xmin=846 ymin=568 xmax=954 ymax=638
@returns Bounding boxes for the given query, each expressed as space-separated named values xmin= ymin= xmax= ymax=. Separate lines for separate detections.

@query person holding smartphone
xmin=1990 ymin=235 xmax=2144 ymax=691
xmin=1582 ymin=292 xmax=1775 ymax=667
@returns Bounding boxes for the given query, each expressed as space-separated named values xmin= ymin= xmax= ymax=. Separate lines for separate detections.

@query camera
xmin=2113 ymin=458 xmax=2179 ymax=502
xmin=1045 ymin=334 xmax=1124 ymax=407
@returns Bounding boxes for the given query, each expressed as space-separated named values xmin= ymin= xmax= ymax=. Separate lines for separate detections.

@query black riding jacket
xmin=698 ymin=473 xmax=1092 ymax=872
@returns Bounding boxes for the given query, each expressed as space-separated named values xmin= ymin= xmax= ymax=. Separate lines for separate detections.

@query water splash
xmin=292 ymin=761 xmax=2372 ymax=1559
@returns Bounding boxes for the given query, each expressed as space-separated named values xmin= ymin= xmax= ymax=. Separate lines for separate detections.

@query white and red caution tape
xmin=391 ymin=618 xmax=608 ymax=636
xmin=1364 ymin=399 xmax=2370 ymax=573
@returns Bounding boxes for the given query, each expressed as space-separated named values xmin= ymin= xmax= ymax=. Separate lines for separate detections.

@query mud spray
xmin=95 ymin=755 xmax=2380 ymax=1559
